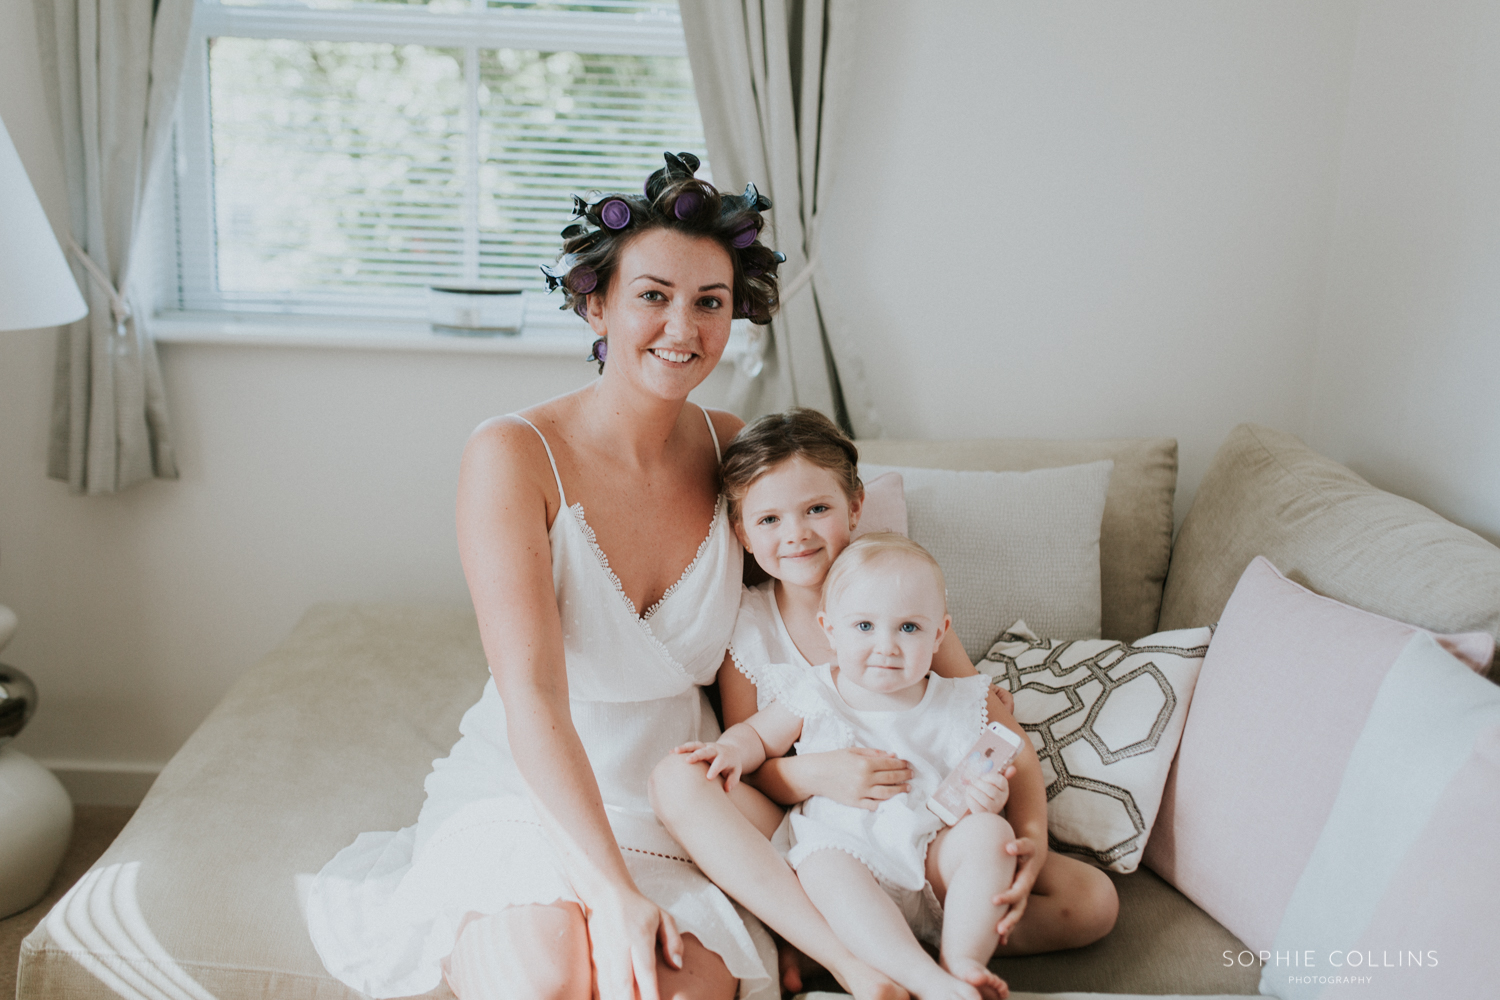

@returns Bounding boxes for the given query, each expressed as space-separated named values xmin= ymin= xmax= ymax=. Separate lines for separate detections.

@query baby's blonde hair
xmin=820 ymin=532 xmax=947 ymax=612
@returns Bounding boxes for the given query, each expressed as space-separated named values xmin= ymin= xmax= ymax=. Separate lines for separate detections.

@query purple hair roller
xmin=673 ymin=191 xmax=702 ymax=219
xmin=599 ymin=198 xmax=631 ymax=230
xmin=731 ymin=224 xmax=759 ymax=249
xmin=568 ymin=266 xmax=597 ymax=294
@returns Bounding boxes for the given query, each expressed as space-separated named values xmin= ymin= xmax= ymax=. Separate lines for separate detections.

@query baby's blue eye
xmin=900 ymin=622 xmax=919 ymax=633
xmin=809 ymin=504 xmax=829 ymax=515
xmin=856 ymin=621 xmax=873 ymax=632
xmin=758 ymin=515 xmax=778 ymax=526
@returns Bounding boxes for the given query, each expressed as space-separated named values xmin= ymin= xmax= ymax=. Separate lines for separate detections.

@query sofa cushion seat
xmin=20 ymin=602 xmax=1255 ymax=999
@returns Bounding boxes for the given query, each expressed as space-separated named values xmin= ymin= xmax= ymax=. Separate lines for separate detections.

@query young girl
xmin=649 ymin=409 xmax=1117 ymax=993
xmin=681 ymin=534 xmax=1017 ymax=1000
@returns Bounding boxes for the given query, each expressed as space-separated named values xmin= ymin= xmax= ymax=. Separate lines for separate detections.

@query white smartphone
xmin=926 ymin=721 xmax=1025 ymax=826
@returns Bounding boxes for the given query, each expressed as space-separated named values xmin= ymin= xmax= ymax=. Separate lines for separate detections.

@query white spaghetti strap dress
xmin=306 ymin=408 xmax=776 ymax=999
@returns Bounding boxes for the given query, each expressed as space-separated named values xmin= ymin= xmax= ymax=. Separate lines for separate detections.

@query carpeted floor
xmin=1 ymin=805 xmax=133 ymax=1000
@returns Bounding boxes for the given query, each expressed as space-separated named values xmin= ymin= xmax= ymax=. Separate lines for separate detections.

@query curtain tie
xmin=64 ymin=234 xmax=132 ymax=335
xmin=781 ymin=254 xmax=819 ymax=303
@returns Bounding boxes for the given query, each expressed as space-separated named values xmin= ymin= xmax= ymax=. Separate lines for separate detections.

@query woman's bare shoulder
xmin=460 ymin=414 xmax=561 ymax=511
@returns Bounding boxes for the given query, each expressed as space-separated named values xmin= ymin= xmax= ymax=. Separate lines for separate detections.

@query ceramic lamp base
xmin=0 ymin=747 xmax=72 ymax=919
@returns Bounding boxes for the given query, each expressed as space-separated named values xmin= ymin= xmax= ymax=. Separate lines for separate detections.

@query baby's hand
xmin=966 ymin=763 xmax=1016 ymax=816
xmin=674 ymin=741 xmax=746 ymax=792
xmin=811 ymin=748 xmax=914 ymax=811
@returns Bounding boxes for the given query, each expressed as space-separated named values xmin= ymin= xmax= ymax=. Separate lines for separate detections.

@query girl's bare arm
xmin=458 ymin=417 xmax=679 ymax=997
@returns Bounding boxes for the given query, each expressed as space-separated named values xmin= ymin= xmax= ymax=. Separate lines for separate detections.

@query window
xmin=171 ymin=0 xmax=708 ymax=327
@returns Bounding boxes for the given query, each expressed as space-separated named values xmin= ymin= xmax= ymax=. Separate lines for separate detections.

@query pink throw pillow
xmin=1144 ymin=556 xmax=1495 ymax=952
xmin=852 ymin=471 xmax=908 ymax=539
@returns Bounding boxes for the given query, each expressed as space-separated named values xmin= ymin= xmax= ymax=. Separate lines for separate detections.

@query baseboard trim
xmin=36 ymin=759 xmax=164 ymax=807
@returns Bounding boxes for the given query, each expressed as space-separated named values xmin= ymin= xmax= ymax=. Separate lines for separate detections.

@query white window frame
xmin=160 ymin=0 xmax=744 ymax=353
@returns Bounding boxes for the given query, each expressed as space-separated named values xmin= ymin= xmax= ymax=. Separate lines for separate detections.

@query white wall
xmin=4 ymin=0 xmax=1498 ymax=797
xmin=1304 ymin=0 xmax=1500 ymax=544
xmin=0 ymin=0 xmax=732 ymax=798
xmin=819 ymin=0 xmax=1360 ymax=523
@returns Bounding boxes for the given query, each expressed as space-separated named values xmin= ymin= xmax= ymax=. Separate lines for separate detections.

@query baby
xmin=682 ymin=534 xmax=1019 ymax=1000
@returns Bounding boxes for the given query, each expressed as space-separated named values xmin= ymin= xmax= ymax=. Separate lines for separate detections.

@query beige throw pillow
xmin=979 ymin=620 xmax=1210 ymax=873
xmin=860 ymin=461 xmax=1112 ymax=660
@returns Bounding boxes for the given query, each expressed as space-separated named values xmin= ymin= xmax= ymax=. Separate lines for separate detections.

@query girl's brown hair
xmin=720 ymin=407 xmax=862 ymax=525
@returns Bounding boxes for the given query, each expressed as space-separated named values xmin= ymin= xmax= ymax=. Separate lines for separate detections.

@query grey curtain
xmin=681 ymin=0 xmax=871 ymax=434
xmin=34 ymin=0 xmax=192 ymax=494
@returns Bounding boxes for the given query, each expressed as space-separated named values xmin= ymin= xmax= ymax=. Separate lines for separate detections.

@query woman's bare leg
xmin=444 ymin=903 xmax=591 ymax=1000
xmin=796 ymin=848 xmax=981 ymax=1000
xmin=650 ymin=753 xmax=908 ymax=1000
xmin=444 ymin=902 xmax=738 ymax=1000
xmin=990 ymin=852 xmax=1118 ymax=955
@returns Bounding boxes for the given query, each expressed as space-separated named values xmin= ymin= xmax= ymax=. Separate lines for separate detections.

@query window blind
xmin=176 ymin=0 xmax=707 ymax=318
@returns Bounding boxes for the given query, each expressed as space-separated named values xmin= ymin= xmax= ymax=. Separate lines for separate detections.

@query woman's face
xmin=586 ymin=228 xmax=735 ymax=400
xmin=734 ymin=456 xmax=862 ymax=591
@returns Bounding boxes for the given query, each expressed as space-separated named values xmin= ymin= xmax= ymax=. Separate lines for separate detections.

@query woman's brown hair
xmin=544 ymin=152 xmax=784 ymax=330
xmin=720 ymin=407 xmax=862 ymax=525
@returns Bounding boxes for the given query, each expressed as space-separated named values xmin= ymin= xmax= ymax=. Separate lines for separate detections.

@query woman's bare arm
xmin=457 ymin=417 xmax=680 ymax=997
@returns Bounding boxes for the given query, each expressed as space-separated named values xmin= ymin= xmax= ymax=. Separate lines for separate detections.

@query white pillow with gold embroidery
xmin=979 ymin=620 xmax=1211 ymax=873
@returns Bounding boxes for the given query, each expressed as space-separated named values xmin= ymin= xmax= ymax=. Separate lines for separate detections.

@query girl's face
xmin=734 ymin=456 xmax=862 ymax=591
xmin=585 ymin=228 xmax=735 ymax=401
xmin=818 ymin=554 xmax=950 ymax=698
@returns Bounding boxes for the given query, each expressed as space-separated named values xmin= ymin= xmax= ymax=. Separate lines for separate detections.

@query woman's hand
xmin=966 ymin=763 xmax=1016 ymax=816
xmin=992 ymin=836 xmax=1046 ymax=945
xmin=806 ymin=747 xmax=914 ymax=810
xmin=585 ymin=886 xmax=684 ymax=1000
xmin=674 ymin=741 xmax=746 ymax=792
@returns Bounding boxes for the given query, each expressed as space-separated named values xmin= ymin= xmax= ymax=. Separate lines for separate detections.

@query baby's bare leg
xmin=927 ymin=814 xmax=1016 ymax=998
xmin=649 ymin=753 xmax=907 ymax=1000
xmin=797 ymin=848 xmax=984 ymax=1000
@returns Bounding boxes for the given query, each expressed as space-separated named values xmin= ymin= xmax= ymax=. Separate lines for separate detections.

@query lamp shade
xmin=0 ymin=114 xmax=88 ymax=332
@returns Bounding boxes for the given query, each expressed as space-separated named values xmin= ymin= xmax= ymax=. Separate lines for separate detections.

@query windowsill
xmin=151 ymin=311 xmax=751 ymax=363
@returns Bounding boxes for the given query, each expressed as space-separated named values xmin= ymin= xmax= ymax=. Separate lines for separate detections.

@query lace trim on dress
xmin=968 ymin=674 xmax=996 ymax=737
xmin=728 ymin=643 xmax=765 ymax=688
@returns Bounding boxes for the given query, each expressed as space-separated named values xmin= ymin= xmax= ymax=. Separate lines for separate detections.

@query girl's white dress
xmin=772 ymin=662 xmax=993 ymax=944
xmin=728 ymin=579 xmax=809 ymax=708
xmin=306 ymin=411 xmax=776 ymax=999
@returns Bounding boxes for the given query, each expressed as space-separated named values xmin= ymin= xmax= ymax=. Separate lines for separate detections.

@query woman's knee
xmin=659 ymin=933 xmax=739 ymax=1000
xmin=444 ymin=904 xmax=590 ymax=1000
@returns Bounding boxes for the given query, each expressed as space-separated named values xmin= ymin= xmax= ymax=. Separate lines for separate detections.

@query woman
xmin=306 ymin=154 xmax=903 ymax=1000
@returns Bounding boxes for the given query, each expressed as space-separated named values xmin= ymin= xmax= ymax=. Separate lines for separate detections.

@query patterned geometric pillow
xmin=978 ymin=620 xmax=1211 ymax=873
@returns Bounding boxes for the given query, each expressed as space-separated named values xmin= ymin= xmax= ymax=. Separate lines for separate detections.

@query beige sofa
xmin=19 ymin=424 xmax=1500 ymax=1000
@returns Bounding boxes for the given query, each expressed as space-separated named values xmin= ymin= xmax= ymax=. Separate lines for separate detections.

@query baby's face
xmin=820 ymin=553 xmax=950 ymax=698
xmin=735 ymin=457 xmax=861 ymax=591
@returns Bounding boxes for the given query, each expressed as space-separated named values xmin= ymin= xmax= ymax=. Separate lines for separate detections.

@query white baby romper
xmin=306 ymin=409 xmax=776 ymax=999
xmin=777 ymin=663 xmax=993 ymax=944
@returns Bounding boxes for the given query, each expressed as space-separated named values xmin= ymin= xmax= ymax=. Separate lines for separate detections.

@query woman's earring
xmin=588 ymin=337 xmax=608 ymax=374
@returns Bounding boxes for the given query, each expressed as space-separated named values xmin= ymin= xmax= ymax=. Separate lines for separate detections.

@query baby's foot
xmin=908 ymin=967 xmax=985 ymax=1000
xmin=940 ymin=956 xmax=1009 ymax=1000
xmin=836 ymin=962 xmax=910 ymax=1000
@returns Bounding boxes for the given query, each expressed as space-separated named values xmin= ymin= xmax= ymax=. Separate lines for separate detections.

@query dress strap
xmin=515 ymin=416 xmax=567 ymax=507
xmin=701 ymin=405 xmax=722 ymax=462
